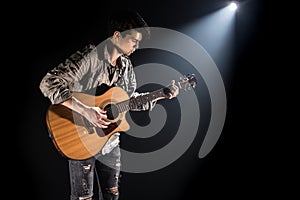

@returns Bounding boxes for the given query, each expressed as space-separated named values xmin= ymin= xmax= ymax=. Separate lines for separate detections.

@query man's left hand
xmin=167 ymin=80 xmax=179 ymax=99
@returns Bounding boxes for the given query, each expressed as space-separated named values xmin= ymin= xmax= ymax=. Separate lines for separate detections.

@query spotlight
xmin=228 ymin=1 xmax=238 ymax=11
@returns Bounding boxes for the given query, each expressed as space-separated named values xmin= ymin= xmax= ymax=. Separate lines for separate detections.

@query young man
xmin=40 ymin=10 xmax=179 ymax=200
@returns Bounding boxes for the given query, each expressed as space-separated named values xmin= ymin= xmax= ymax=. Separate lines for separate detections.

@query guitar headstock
xmin=178 ymin=73 xmax=197 ymax=91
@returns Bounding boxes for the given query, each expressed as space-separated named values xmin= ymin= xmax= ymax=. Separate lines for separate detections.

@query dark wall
xmin=11 ymin=0 xmax=272 ymax=199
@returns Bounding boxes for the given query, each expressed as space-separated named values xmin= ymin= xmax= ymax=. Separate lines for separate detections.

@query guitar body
xmin=46 ymin=86 xmax=130 ymax=160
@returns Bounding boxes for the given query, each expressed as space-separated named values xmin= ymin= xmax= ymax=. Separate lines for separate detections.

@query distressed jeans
xmin=69 ymin=145 xmax=121 ymax=200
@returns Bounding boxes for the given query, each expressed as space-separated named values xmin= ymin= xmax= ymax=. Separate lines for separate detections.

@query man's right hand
xmin=83 ymin=106 xmax=111 ymax=128
xmin=61 ymin=97 xmax=111 ymax=129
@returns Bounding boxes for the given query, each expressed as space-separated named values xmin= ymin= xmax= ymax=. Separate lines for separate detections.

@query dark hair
xmin=107 ymin=9 xmax=150 ymax=39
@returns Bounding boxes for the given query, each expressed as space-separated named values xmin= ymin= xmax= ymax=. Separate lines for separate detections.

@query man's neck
xmin=107 ymin=39 xmax=122 ymax=66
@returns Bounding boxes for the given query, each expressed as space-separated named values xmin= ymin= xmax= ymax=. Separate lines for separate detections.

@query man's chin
xmin=125 ymin=52 xmax=132 ymax=56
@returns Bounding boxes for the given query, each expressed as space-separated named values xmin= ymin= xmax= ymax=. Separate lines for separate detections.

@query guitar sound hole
xmin=104 ymin=104 xmax=119 ymax=120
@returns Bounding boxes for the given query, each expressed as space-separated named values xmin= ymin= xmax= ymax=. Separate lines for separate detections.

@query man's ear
xmin=113 ymin=31 xmax=121 ymax=39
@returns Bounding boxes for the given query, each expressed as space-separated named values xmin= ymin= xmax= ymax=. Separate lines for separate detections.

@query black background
xmin=8 ymin=0 xmax=290 ymax=199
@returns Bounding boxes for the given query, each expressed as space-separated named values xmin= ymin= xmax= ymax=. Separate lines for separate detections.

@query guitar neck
xmin=130 ymin=87 xmax=171 ymax=109
xmin=115 ymin=74 xmax=196 ymax=112
xmin=114 ymin=87 xmax=170 ymax=113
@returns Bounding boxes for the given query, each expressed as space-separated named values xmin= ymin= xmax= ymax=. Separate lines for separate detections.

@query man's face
xmin=116 ymin=30 xmax=142 ymax=56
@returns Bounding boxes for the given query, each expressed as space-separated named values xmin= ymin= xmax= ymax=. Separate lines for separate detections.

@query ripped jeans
xmin=69 ymin=145 xmax=121 ymax=200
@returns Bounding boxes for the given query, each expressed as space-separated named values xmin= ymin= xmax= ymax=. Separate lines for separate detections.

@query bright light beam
xmin=178 ymin=3 xmax=238 ymax=157
xmin=179 ymin=4 xmax=237 ymax=79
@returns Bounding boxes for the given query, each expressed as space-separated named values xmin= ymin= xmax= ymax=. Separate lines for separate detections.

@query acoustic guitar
xmin=46 ymin=74 xmax=197 ymax=160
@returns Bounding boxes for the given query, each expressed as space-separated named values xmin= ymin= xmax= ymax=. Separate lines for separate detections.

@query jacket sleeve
xmin=39 ymin=44 xmax=97 ymax=104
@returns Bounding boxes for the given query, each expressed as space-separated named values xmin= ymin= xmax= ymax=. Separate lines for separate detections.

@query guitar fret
xmin=118 ymin=103 xmax=123 ymax=112
xmin=121 ymin=102 xmax=126 ymax=112
xmin=117 ymin=100 xmax=130 ymax=112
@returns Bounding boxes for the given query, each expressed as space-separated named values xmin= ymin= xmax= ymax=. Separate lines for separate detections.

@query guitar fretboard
xmin=114 ymin=73 xmax=196 ymax=113
xmin=116 ymin=87 xmax=170 ymax=112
